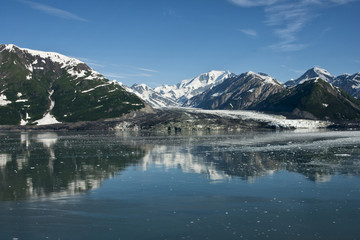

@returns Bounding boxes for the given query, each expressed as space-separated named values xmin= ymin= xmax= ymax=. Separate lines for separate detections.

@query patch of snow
xmin=26 ymin=74 xmax=32 ymax=80
xmin=211 ymin=92 xmax=222 ymax=97
xmin=67 ymin=67 xmax=103 ymax=80
xmin=0 ymin=94 xmax=11 ymax=106
xmin=16 ymin=99 xmax=28 ymax=103
xmin=35 ymin=112 xmax=60 ymax=125
xmin=67 ymin=68 xmax=87 ymax=78
xmin=32 ymin=59 xmax=38 ymax=65
xmin=2 ymin=44 xmax=16 ymax=53
xmin=85 ymin=71 xmax=103 ymax=80
xmin=33 ymin=66 xmax=44 ymax=70
xmin=35 ymin=89 xmax=60 ymax=125
xmin=20 ymin=119 xmax=28 ymax=125
xmin=322 ymin=103 xmax=329 ymax=108
xmin=17 ymin=92 xmax=22 ymax=97
xmin=25 ymin=64 xmax=33 ymax=72
xmin=81 ymin=83 xmax=110 ymax=93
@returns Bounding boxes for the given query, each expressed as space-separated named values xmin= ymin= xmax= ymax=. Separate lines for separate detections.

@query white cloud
xmin=137 ymin=67 xmax=158 ymax=73
xmin=18 ymin=0 xmax=87 ymax=22
xmin=104 ymin=72 xmax=153 ymax=79
xmin=269 ymin=42 xmax=309 ymax=52
xmin=230 ymin=0 xmax=358 ymax=52
xmin=229 ymin=0 xmax=281 ymax=7
xmin=241 ymin=29 xmax=258 ymax=37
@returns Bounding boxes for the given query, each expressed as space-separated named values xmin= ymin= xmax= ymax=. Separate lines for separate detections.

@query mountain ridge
xmin=0 ymin=44 xmax=147 ymax=125
xmin=252 ymin=78 xmax=360 ymax=120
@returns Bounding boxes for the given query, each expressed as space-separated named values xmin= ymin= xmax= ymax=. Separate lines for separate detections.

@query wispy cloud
xmin=162 ymin=8 xmax=178 ymax=17
xmin=229 ymin=0 xmax=281 ymax=7
xmin=72 ymin=57 xmax=105 ymax=68
xmin=137 ymin=67 xmax=158 ymax=73
xmin=18 ymin=0 xmax=87 ymax=22
xmin=104 ymin=72 xmax=153 ymax=80
xmin=240 ymin=29 xmax=258 ymax=37
xmin=229 ymin=0 xmax=358 ymax=52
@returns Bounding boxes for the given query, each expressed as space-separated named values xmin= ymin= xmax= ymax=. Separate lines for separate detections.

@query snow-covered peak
xmin=178 ymin=70 xmax=234 ymax=89
xmin=245 ymin=70 xmax=256 ymax=76
xmin=1 ymin=44 xmax=105 ymax=81
xmin=312 ymin=67 xmax=334 ymax=80
xmin=244 ymin=71 xmax=282 ymax=86
xmin=2 ymin=44 xmax=83 ymax=67
xmin=153 ymin=70 xmax=236 ymax=105
xmin=286 ymin=67 xmax=335 ymax=87
xmin=132 ymin=83 xmax=153 ymax=92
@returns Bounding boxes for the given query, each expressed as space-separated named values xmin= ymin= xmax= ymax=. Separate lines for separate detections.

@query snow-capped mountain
xmin=155 ymin=70 xmax=236 ymax=105
xmin=0 ymin=44 xmax=146 ymax=125
xmin=186 ymin=71 xmax=285 ymax=110
xmin=125 ymin=83 xmax=177 ymax=108
xmin=284 ymin=67 xmax=360 ymax=99
xmin=129 ymin=70 xmax=235 ymax=108
xmin=285 ymin=67 xmax=335 ymax=87
xmin=331 ymin=73 xmax=360 ymax=99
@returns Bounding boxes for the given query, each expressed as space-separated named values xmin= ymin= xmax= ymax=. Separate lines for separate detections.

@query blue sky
xmin=2 ymin=0 xmax=360 ymax=87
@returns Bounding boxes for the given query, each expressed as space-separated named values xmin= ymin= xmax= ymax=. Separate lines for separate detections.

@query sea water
xmin=0 ymin=130 xmax=360 ymax=240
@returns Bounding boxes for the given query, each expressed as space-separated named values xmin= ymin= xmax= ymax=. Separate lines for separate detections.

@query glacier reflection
xmin=136 ymin=131 xmax=360 ymax=184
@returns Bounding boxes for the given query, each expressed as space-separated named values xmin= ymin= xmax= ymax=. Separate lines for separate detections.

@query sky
xmin=1 ymin=0 xmax=360 ymax=87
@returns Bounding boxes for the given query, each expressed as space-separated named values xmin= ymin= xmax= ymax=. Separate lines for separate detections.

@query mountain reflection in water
xmin=0 ymin=132 xmax=145 ymax=201
xmin=0 ymin=131 xmax=360 ymax=201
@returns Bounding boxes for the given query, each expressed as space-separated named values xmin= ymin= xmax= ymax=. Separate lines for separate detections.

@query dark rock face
xmin=331 ymin=73 xmax=360 ymax=99
xmin=186 ymin=72 xmax=285 ymax=110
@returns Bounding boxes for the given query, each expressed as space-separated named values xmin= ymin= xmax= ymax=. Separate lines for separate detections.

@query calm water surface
xmin=0 ymin=130 xmax=360 ymax=240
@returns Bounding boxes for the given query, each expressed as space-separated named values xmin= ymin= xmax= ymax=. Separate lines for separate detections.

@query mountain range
xmin=253 ymin=78 xmax=360 ymax=120
xmin=123 ymin=70 xmax=235 ymax=108
xmin=128 ymin=66 xmax=360 ymax=121
xmin=1 ymin=44 xmax=360 ymax=126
